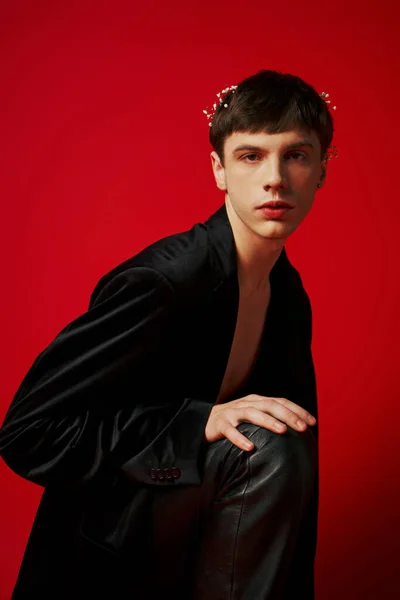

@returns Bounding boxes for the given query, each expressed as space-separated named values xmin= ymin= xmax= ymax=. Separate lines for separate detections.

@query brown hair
xmin=209 ymin=69 xmax=334 ymax=167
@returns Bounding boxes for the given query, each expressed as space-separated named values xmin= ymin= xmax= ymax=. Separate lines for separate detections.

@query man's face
xmin=210 ymin=127 xmax=327 ymax=243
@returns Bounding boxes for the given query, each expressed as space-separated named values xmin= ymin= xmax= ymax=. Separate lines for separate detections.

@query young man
xmin=0 ymin=69 xmax=335 ymax=599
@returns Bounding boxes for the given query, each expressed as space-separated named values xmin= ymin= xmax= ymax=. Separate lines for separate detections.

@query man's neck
xmin=225 ymin=198 xmax=284 ymax=293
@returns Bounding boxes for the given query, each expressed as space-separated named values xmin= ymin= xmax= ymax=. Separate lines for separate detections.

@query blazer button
xmin=149 ymin=469 xmax=157 ymax=481
xmin=156 ymin=468 xmax=165 ymax=480
xmin=171 ymin=467 xmax=181 ymax=479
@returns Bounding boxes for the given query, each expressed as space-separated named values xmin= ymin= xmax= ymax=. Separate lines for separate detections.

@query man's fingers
xmin=244 ymin=394 xmax=316 ymax=425
xmin=270 ymin=397 xmax=316 ymax=424
xmin=238 ymin=406 xmax=305 ymax=432
xmin=231 ymin=403 xmax=308 ymax=432
xmin=220 ymin=423 xmax=255 ymax=451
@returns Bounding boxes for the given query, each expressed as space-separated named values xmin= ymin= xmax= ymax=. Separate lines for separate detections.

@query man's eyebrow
xmin=232 ymin=140 xmax=314 ymax=153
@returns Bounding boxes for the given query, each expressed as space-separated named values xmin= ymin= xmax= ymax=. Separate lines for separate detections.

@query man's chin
xmin=254 ymin=220 xmax=293 ymax=241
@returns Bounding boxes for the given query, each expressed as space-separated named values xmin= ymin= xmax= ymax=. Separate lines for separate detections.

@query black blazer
xmin=0 ymin=202 xmax=319 ymax=598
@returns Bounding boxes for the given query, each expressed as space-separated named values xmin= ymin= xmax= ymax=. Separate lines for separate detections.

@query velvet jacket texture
xmin=0 ymin=202 xmax=319 ymax=598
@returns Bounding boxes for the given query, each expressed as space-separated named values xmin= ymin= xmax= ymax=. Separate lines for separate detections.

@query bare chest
xmin=215 ymin=283 xmax=271 ymax=404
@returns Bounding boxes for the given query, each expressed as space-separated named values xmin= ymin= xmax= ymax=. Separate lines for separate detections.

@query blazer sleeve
xmin=0 ymin=266 xmax=214 ymax=489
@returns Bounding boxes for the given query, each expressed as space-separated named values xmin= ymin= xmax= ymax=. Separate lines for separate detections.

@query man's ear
xmin=210 ymin=151 xmax=227 ymax=191
xmin=318 ymin=160 xmax=328 ymax=189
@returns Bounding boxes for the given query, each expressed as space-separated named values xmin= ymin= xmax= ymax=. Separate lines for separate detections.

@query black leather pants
xmin=147 ymin=422 xmax=319 ymax=600
xmin=12 ymin=422 xmax=318 ymax=600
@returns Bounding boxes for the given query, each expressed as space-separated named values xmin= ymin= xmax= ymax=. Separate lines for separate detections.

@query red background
xmin=0 ymin=1 xmax=399 ymax=598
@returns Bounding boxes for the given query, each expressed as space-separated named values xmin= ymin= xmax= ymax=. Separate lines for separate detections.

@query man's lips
xmin=259 ymin=200 xmax=295 ymax=209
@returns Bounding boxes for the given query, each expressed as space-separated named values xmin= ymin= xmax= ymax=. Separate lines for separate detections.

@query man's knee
xmin=239 ymin=420 xmax=317 ymax=454
xmin=203 ymin=422 xmax=317 ymax=505
xmin=235 ymin=421 xmax=317 ymax=499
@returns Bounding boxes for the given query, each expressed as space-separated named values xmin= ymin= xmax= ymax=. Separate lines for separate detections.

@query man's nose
xmin=263 ymin=157 xmax=287 ymax=191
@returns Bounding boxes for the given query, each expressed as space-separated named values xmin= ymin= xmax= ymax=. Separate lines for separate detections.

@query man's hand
xmin=204 ymin=394 xmax=317 ymax=451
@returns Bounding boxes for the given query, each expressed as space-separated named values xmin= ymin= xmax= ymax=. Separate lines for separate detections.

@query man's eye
xmin=287 ymin=151 xmax=306 ymax=160
xmin=241 ymin=153 xmax=260 ymax=162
